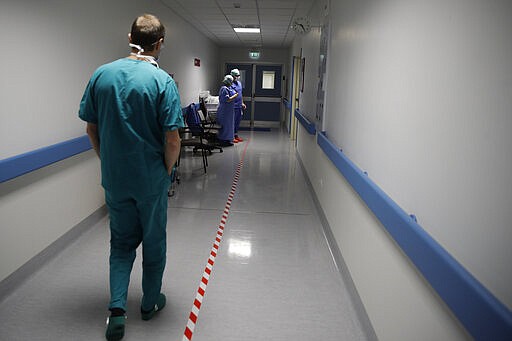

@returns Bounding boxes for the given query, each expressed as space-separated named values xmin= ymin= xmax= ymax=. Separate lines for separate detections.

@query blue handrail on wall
xmin=283 ymin=97 xmax=292 ymax=110
xmin=294 ymin=109 xmax=316 ymax=135
xmin=0 ymin=136 xmax=92 ymax=183
xmin=316 ymin=131 xmax=512 ymax=341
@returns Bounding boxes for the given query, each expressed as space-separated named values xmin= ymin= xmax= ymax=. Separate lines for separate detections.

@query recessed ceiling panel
xmin=174 ymin=0 xmax=218 ymax=7
xmin=258 ymin=8 xmax=294 ymax=16
xmin=161 ymin=0 xmax=316 ymax=48
xmin=222 ymin=8 xmax=257 ymax=15
xmin=257 ymin=0 xmax=298 ymax=9
xmin=216 ymin=0 xmax=256 ymax=8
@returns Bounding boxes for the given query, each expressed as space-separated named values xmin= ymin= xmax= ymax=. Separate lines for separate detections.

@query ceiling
xmin=160 ymin=0 xmax=317 ymax=48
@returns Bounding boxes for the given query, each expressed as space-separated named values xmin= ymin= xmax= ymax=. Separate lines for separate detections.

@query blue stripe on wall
xmin=314 ymin=131 xmax=512 ymax=341
xmin=0 ymin=136 xmax=92 ymax=183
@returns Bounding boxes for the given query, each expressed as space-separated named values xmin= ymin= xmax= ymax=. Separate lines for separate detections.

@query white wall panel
xmin=0 ymin=0 xmax=219 ymax=159
xmin=325 ymin=0 xmax=512 ymax=309
xmin=0 ymin=152 xmax=102 ymax=281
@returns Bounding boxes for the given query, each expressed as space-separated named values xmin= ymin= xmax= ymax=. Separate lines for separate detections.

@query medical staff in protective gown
xmin=216 ymin=74 xmax=238 ymax=146
xmin=230 ymin=68 xmax=246 ymax=143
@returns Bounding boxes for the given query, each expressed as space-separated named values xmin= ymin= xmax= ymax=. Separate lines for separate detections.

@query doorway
xmin=225 ymin=63 xmax=283 ymax=128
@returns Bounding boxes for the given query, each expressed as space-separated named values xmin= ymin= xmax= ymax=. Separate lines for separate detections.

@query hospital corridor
xmin=1 ymin=1 xmax=511 ymax=341
xmin=0 ymin=131 xmax=372 ymax=340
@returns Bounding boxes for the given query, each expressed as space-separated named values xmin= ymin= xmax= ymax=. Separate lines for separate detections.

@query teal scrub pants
xmin=105 ymin=187 xmax=168 ymax=312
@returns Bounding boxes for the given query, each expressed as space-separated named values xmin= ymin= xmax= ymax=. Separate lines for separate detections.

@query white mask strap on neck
xmin=129 ymin=43 xmax=144 ymax=55
xmin=129 ymin=43 xmax=159 ymax=68
xmin=129 ymin=52 xmax=159 ymax=68
xmin=143 ymin=55 xmax=159 ymax=68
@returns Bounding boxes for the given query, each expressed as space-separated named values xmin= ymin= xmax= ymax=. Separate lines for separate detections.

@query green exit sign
xmin=249 ymin=51 xmax=260 ymax=59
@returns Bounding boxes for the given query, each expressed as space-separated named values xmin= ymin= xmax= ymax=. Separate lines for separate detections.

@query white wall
xmin=0 ymin=152 xmax=103 ymax=281
xmin=0 ymin=0 xmax=219 ymax=283
xmin=0 ymin=0 xmax=219 ymax=159
xmin=294 ymin=0 xmax=511 ymax=340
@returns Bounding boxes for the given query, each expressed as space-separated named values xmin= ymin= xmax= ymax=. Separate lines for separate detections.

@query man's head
xmin=230 ymin=69 xmax=240 ymax=79
xmin=129 ymin=14 xmax=165 ymax=55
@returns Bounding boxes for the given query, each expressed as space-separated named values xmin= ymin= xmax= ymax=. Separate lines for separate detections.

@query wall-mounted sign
xmin=249 ymin=51 xmax=260 ymax=59
xmin=194 ymin=58 xmax=200 ymax=67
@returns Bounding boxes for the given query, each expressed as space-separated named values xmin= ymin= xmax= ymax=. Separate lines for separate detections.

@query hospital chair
xmin=178 ymin=104 xmax=211 ymax=173
xmin=197 ymin=99 xmax=224 ymax=153
xmin=199 ymin=97 xmax=219 ymax=128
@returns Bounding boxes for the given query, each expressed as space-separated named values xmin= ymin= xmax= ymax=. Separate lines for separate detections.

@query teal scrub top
xmin=79 ymin=58 xmax=184 ymax=197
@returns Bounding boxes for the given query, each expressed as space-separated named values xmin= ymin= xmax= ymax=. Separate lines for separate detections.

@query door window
xmin=262 ymin=71 xmax=276 ymax=89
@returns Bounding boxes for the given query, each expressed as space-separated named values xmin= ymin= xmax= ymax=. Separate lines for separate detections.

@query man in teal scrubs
xmin=79 ymin=14 xmax=183 ymax=340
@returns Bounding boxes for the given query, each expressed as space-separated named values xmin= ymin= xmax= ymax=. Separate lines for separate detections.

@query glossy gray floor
xmin=0 ymin=130 xmax=371 ymax=341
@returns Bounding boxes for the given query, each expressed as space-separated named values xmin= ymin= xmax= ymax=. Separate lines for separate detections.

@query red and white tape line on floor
xmin=183 ymin=140 xmax=250 ymax=341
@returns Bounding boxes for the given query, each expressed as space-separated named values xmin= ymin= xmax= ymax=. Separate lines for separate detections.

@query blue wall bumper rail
xmin=294 ymin=109 xmax=316 ymax=135
xmin=283 ymin=97 xmax=292 ymax=110
xmin=0 ymin=135 xmax=92 ymax=183
xmin=316 ymin=131 xmax=512 ymax=341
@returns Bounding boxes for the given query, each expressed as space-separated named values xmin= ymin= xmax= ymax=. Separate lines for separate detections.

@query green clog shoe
xmin=105 ymin=315 xmax=126 ymax=340
xmin=141 ymin=293 xmax=166 ymax=321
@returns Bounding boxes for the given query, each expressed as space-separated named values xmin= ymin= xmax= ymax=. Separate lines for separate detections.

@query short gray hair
xmin=223 ymin=74 xmax=234 ymax=85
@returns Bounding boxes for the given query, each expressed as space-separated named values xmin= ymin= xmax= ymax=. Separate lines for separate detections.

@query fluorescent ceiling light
xmin=233 ymin=27 xmax=260 ymax=33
